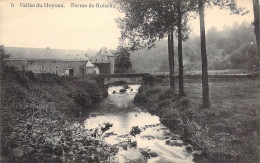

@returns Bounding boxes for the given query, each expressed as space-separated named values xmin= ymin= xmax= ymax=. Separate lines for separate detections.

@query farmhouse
xmin=4 ymin=47 xmax=114 ymax=76
xmin=88 ymin=47 xmax=115 ymax=74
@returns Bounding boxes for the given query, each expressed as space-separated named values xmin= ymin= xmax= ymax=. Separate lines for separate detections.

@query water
xmin=84 ymin=85 xmax=194 ymax=163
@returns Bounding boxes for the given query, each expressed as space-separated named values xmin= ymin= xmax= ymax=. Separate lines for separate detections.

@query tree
xmin=114 ymin=46 xmax=132 ymax=73
xmin=0 ymin=45 xmax=6 ymax=69
xmin=176 ymin=0 xmax=196 ymax=96
xmin=0 ymin=45 xmax=9 ymax=72
xmin=196 ymin=0 xmax=245 ymax=107
xmin=131 ymin=22 xmax=255 ymax=72
xmin=253 ymin=0 xmax=260 ymax=70
xmin=177 ymin=2 xmax=184 ymax=96
xmin=115 ymin=0 xmax=178 ymax=88
xmin=115 ymin=0 xmax=195 ymax=90
xmin=168 ymin=31 xmax=175 ymax=88
xmin=198 ymin=0 xmax=210 ymax=107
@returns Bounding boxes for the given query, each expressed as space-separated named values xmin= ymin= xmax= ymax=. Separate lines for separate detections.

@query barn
xmin=88 ymin=47 xmax=115 ymax=74
xmin=4 ymin=47 xmax=114 ymax=76
xmin=4 ymin=47 xmax=91 ymax=76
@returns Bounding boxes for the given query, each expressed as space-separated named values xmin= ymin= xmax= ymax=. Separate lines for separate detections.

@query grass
xmin=184 ymin=78 xmax=260 ymax=163
xmin=0 ymin=66 xmax=113 ymax=162
xmin=134 ymin=77 xmax=260 ymax=163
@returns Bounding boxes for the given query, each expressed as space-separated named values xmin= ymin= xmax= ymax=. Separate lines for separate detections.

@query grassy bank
xmin=0 ymin=66 xmax=119 ymax=162
xmin=134 ymin=76 xmax=260 ymax=163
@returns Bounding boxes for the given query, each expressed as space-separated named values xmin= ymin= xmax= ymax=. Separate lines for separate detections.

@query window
xmin=41 ymin=66 xmax=45 ymax=70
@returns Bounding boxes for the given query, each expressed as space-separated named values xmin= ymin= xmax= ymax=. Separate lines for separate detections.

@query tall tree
xmin=198 ymin=0 xmax=210 ymax=107
xmin=197 ymin=0 xmax=244 ymax=107
xmin=114 ymin=46 xmax=132 ymax=73
xmin=168 ymin=31 xmax=175 ymax=88
xmin=115 ymin=0 xmax=178 ymax=89
xmin=253 ymin=0 xmax=260 ymax=70
xmin=177 ymin=2 xmax=184 ymax=96
xmin=175 ymin=0 xmax=196 ymax=96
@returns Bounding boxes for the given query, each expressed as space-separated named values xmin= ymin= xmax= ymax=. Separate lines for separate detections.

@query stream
xmin=83 ymin=85 xmax=194 ymax=163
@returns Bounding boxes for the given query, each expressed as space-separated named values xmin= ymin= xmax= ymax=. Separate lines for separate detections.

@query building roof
xmin=88 ymin=47 xmax=114 ymax=64
xmin=96 ymin=47 xmax=114 ymax=57
xmin=86 ymin=61 xmax=94 ymax=67
xmin=4 ymin=47 xmax=89 ymax=61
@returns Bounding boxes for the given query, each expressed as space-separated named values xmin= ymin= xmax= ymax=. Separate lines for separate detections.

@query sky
xmin=0 ymin=0 xmax=254 ymax=51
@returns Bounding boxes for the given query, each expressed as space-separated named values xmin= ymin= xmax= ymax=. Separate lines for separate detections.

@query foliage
xmin=115 ymin=0 xmax=176 ymax=51
xmin=0 ymin=45 xmax=10 ymax=77
xmin=131 ymin=22 xmax=257 ymax=72
xmin=115 ymin=0 xmax=198 ymax=50
xmin=134 ymin=78 xmax=260 ymax=162
xmin=114 ymin=46 xmax=132 ymax=73
xmin=252 ymin=0 xmax=260 ymax=69
xmin=0 ymin=64 xmax=109 ymax=162
xmin=115 ymin=0 xmax=246 ymax=51
xmin=0 ymin=45 xmax=8 ymax=64
xmin=115 ymin=0 xmax=198 ymax=90
xmin=73 ymin=92 xmax=92 ymax=108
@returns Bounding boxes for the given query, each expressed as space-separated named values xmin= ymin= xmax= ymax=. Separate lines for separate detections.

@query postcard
xmin=1 ymin=0 xmax=259 ymax=162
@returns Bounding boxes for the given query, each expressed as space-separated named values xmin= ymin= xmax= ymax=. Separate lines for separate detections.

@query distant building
xmin=85 ymin=61 xmax=95 ymax=74
xmin=88 ymin=47 xmax=114 ymax=74
xmin=4 ymin=47 xmax=114 ymax=76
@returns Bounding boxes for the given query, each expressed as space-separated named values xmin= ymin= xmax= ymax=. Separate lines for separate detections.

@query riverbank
xmin=0 ymin=66 xmax=119 ymax=162
xmin=134 ymin=77 xmax=260 ymax=163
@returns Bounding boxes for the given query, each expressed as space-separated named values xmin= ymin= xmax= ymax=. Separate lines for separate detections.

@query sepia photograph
xmin=0 ymin=0 xmax=259 ymax=162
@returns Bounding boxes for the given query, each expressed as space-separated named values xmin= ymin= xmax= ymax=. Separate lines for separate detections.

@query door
xmin=69 ymin=69 xmax=74 ymax=76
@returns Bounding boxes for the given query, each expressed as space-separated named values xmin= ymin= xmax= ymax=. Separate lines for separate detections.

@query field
xmin=135 ymin=77 xmax=260 ymax=163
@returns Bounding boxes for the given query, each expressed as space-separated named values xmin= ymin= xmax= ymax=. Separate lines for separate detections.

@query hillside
xmin=130 ymin=21 xmax=257 ymax=73
xmin=0 ymin=63 xmax=119 ymax=162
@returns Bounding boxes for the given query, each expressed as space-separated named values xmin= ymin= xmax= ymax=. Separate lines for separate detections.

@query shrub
xmin=142 ymin=75 xmax=163 ymax=86
xmin=158 ymin=99 xmax=172 ymax=109
xmin=137 ymin=85 xmax=150 ymax=94
xmin=73 ymin=93 xmax=92 ymax=108
xmin=26 ymin=71 xmax=36 ymax=81
xmin=36 ymin=73 xmax=62 ymax=85
xmin=142 ymin=75 xmax=156 ymax=86
xmin=134 ymin=93 xmax=148 ymax=104
xmin=160 ymin=110 xmax=183 ymax=131
xmin=146 ymin=88 xmax=161 ymax=95
xmin=159 ymin=89 xmax=177 ymax=101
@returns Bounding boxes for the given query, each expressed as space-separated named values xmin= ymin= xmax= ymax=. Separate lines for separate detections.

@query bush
xmin=134 ymin=93 xmax=148 ymax=104
xmin=142 ymin=75 xmax=163 ymax=86
xmin=159 ymin=89 xmax=177 ymax=101
xmin=160 ymin=110 xmax=183 ymax=131
xmin=142 ymin=75 xmax=156 ymax=86
xmin=137 ymin=85 xmax=150 ymax=94
xmin=26 ymin=71 xmax=36 ymax=81
xmin=158 ymin=99 xmax=172 ymax=109
xmin=36 ymin=73 xmax=62 ymax=85
xmin=146 ymin=88 xmax=161 ymax=95
xmin=73 ymin=93 xmax=92 ymax=108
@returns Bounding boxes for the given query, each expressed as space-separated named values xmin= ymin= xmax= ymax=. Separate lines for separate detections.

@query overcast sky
xmin=0 ymin=0 xmax=254 ymax=51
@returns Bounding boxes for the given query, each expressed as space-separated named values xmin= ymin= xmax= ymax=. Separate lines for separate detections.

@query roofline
xmin=5 ymin=46 xmax=88 ymax=52
xmin=91 ymin=61 xmax=110 ymax=63
xmin=4 ymin=58 xmax=89 ymax=62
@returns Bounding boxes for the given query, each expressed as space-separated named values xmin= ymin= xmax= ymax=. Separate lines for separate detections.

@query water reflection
xmin=84 ymin=85 xmax=194 ymax=163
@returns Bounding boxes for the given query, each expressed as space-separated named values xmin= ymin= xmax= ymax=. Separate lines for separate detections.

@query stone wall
xmin=5 ymin=60 xmax=88 ymax=76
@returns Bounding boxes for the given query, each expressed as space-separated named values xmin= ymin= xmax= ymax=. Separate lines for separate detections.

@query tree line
xmin=131 ymin=21 xmax=257 ymax=72
xmin=114 ymin=0 xmax=259 ymax=107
